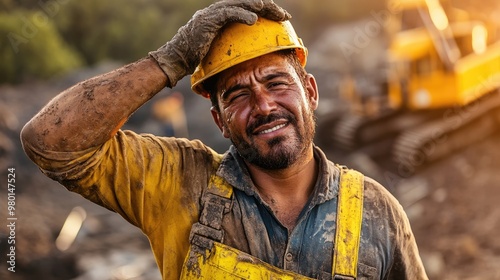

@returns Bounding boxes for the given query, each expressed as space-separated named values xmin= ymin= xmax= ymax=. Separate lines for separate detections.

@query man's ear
xmin=210 ymin=106 xmax=230 ymax=138
xmin=305 ymin=73 xmax=319 ymax=110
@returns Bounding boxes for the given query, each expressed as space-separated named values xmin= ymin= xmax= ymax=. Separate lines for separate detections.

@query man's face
xmin=211 ymin=52 xmax=319 ymax=170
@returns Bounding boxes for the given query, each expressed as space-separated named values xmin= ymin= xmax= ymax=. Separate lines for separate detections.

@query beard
xmin=229 ymin=106 xmax=316 ymax=170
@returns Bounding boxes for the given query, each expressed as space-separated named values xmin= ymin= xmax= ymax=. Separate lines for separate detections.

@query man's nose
xmin=251 ymin=90 xmax=277 ymax=116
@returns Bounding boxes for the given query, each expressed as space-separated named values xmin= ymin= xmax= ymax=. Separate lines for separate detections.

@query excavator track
xmin=330 ymin=110 xmax=441 ymax=156
xmin=332 ymin=114 xmax=365 ymax=150
xmin=392 ymin=91 xmax=500 ymax=169
xmin=332 ymin=110 xmax=408 ymax=151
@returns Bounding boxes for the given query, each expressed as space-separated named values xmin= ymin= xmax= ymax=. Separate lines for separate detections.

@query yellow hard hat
xmin=191 ymin=17 xmax=308 ymax=98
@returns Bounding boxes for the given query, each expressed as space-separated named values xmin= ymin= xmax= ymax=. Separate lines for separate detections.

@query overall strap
xmin=182 ymin=173 xmax=315 ymax=279
xmin=189 ymin=174 xmax=233 ymax=250
xmin=332 ymin=167 xmax=364 ymax=280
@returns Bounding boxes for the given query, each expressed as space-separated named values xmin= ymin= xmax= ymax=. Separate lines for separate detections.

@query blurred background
xmin=1 ymin=0 xmax=500 ymax=279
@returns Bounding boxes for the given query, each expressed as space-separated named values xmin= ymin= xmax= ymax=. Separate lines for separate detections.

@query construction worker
xmin=21 ymin=0 xmax=428 ymax=279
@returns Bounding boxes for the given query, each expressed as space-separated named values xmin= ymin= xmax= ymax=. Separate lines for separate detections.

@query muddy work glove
xmin=149 ymin=0 xmax=290 ymax=87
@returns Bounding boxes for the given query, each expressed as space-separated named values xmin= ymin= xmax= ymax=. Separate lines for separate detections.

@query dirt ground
xmin=327 ymin=132 xmax=500 ymax=280
xmin=406 ymin=134 xmax=500 ymax=279
xmin=1 ymin=67 xmax=500 ymax=280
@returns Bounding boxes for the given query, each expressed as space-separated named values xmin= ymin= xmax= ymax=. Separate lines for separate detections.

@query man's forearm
xmin=21 ymin=57 xmax=168 ymax=156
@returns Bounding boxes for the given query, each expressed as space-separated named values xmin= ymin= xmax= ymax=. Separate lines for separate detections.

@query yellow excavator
xmin=321 ymin=0 xmax=500 ymax=170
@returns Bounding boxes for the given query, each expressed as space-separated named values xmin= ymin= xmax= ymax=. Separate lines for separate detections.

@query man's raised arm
xmin=20 ymin=0 xmax=290 ymax=162
xmin=21 ymin=58 xmax=167 ymax=155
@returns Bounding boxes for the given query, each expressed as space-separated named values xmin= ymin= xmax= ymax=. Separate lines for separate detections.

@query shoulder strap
xmin=188 ymin=174 xmax=233 ymax=250
xmin=332 ymin=167 xmax=364 ymax=280
xmin=191 ymin=169 xmax=364 ymax=279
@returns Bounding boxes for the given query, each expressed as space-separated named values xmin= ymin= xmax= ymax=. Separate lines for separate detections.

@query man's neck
xmin=245 ymin=147 xmax=318 ymax=229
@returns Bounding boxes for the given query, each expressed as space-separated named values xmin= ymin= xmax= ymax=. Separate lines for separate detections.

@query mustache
xmin=246 ymin=111 xmax=297 ymax=135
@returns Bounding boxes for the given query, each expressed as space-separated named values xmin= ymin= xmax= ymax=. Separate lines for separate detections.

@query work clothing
xmin=25 ymin=130 xmax=428 ymax=279
xmin=179 ymin=167 xmax=363 ymax=279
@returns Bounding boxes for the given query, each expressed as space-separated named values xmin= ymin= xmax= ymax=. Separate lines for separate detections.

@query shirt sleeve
xmin=385 ymin=193 xmax=429 ymax=280
xmin=363 ymin=178 xmax=428 ymax=280
xmin=24 ymin=130 xmax=221 ymax=234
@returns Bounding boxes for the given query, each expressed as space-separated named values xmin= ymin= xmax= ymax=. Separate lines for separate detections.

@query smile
xmin=258 ymin=123 xmax=287 ymax=135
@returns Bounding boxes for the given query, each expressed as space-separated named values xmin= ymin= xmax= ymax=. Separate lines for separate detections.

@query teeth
xmin=259 ymin=123 xmax=286 ymax=134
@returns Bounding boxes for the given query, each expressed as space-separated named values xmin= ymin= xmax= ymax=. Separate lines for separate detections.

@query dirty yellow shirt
xmin=27 ymin=130 xmax=217 ymax=278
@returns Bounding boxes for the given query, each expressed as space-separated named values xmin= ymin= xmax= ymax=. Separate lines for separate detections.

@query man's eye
xmin=268 ymin=82 xmax=287 ymax=89
xmin=229 ymin=91 xmax=249 ymax=102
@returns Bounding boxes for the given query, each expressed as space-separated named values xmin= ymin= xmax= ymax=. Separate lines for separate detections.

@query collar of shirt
xmin=216 ymin=145 xmax=339 ymax=208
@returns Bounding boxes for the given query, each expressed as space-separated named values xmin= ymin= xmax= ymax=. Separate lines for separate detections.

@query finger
xmin=259 ymin=0 xmax=291 ymax=21
xmin=218 ymin=6 xmax=258 ymax=25
xmin=207 ymin=0 xmax=289 ymax=22
xmin=199 ymin=6 xmax=258 ymax=28
xmin=210 ymin=0 xmax=263 ymax=12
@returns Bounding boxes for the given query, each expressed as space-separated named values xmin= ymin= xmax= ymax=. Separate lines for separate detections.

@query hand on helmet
xmin=149 ymin=0 xmax=290 ymax=87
